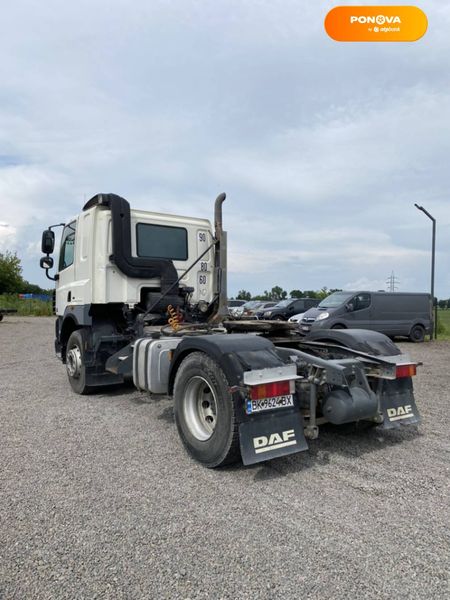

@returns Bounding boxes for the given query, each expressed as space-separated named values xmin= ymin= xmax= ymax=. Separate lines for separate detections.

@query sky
xmin=0 ymin=0 xmax=449 ymax=298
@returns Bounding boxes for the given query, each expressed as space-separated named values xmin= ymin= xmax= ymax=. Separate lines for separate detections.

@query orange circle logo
xmin=325 ymin=6 xmax=428 ymax=42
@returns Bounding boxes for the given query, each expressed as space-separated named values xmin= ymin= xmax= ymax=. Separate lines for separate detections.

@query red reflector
xmin=250 ymin=380 xmax=292 ymax=400
xmin=396 ymin=364 xmax=417 ymax=378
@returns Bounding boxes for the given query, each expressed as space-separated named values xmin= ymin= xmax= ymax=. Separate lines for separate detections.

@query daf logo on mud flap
xmin=387 ymin=405 xmax=413 ymax=422
xmin=253 ymin=429 xmax=297 ymax=455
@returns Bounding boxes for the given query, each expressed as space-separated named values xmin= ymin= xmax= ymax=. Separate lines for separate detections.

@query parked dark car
xmin=256 ymin=298 xmax=319 ymax=320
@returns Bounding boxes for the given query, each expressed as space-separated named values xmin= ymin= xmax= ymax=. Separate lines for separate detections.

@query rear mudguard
xmin=168 ymin=333 xmax=309 ymax=464
xmin=305 ymin=328 xmax=402 ymax=357
xmin=377 ymin=377 xmax=421 ymax=429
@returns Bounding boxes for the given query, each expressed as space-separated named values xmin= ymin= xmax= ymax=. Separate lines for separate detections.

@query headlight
xmin=265 ymin=311 xmax=272 ymax=317
xmin=316 ymin=312 xmax=329 ymax=321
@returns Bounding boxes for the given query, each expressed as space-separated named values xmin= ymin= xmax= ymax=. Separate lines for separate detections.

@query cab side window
xmin=59 ymin=222 xmax=77 ymax=271
xmin=354 ymin=293 xmax=371 ymax=311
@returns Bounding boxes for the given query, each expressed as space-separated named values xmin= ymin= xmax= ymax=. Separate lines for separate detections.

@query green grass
xmin=0 ymin=294 xmax=53 ymax=316
xmin=436 ymin=309 xmax=450 ymax=340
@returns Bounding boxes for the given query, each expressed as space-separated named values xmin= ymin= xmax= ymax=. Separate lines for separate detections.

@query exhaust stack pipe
xmin=210 ymin=193 xmax=228 ymax=323
xmin=214 ymin=192 xmax=226 ymax=237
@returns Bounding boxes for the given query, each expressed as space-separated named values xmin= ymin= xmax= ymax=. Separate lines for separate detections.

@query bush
xmin=0 ymin=294 xmax=53 ymax=316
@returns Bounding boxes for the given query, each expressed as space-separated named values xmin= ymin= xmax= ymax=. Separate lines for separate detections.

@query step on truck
xmin=40 ymin=193 xmax=421 ymax=467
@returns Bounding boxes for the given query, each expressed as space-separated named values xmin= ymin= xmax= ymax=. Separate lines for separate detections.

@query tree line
xmin=234 ymin=286 xmax=342 ymax=302
xmin=0 ymin=251 xmax=52 ymax=295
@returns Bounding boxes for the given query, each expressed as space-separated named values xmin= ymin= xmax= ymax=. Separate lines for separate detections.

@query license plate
xmin=301 ymin=326 xmax=310 ymax=331
xmin=246 ymin=394 xmax=294 ymax=414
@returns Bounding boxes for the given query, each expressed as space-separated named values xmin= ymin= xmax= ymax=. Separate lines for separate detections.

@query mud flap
xmin=378 ymin=378 xmax=421 ymax=429
xmin=239 ymin=411 xmax=308 ymax=465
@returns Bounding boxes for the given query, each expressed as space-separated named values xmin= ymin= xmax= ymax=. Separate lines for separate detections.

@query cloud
xmin=0 ymin=223 xmax=17 ymax=252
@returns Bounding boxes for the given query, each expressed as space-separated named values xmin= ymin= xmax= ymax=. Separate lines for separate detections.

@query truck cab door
xmin=55 ymin=221 xmax=77 ymax=316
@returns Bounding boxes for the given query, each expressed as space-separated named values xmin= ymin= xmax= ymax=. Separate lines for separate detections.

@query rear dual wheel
xmin=174 ymin=352 xmax=240 ymax=468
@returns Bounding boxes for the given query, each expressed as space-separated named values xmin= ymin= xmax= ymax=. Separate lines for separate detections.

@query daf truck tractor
xmin=40 ymin=193 xmax=421 ymax=468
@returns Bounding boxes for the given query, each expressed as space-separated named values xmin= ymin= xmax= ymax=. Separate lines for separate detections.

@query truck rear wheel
xmin=66 ymin=329 xmax=92 ymax=395
xmin=174 ymin=352 xmax=240 ymax=468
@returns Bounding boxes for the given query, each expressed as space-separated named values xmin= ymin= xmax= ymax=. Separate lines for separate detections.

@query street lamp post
xmin=414 ymin=204 xmax=436 ymax=340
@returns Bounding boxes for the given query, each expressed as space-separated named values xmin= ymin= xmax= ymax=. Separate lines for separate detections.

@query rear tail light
xmin=250 ymin=380 xmax=294 ymax=400
xmin=396 ymin=364 xmax=417 ymax=378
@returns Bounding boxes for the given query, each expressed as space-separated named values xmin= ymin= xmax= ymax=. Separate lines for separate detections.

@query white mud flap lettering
xmin=239 ymin=413 xmax=308 ymax=465
xmin=387 ymin=405 xmax=413 ymax=421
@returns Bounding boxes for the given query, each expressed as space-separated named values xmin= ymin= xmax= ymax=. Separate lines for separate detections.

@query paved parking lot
xmin=1 ymin=317 xmax=449 ymax=599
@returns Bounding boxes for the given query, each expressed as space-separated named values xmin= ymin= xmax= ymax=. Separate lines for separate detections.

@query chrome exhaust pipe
xmin=210 ymin=193 xmax=228 ymax=322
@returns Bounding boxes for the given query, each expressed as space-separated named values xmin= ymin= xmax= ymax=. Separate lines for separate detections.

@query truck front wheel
xmin=174 ymin=352 xmax=240 ymax=468
xmin=66 ymin=329 xmax=92 ymax=395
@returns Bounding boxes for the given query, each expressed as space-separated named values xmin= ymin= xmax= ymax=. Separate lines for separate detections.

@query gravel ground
xmin=1 ymin=317 xmax=449 ymax=600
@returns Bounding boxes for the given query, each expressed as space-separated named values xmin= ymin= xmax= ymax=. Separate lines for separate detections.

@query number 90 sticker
xmin=246 ymin=395 xmax=294 ymax=414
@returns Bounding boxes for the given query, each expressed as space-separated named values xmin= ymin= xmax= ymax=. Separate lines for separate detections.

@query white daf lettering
xmin=387 ymin=405 xmax=414 ymax=421
xmin=253 ymin=429 xmax=297 ymax=454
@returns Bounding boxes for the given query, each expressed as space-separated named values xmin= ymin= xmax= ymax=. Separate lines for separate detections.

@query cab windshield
xmin=318 ymin=292 xmax=353 ymax=309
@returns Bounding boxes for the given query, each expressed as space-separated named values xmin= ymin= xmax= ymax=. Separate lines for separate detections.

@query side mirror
xmin=41 ymin=229 xmax=55 ymax=254
xmin=345 ymin=302 xmax=354 ymax=312
xmin=40 ymin=256 xmax=54 ymax=270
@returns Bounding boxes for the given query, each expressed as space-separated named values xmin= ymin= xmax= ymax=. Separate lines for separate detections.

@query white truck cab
xmin=40 ymin=193 xmax=227 ymax=381
xmin=56 ymin=200 xmax=214 ymax=316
